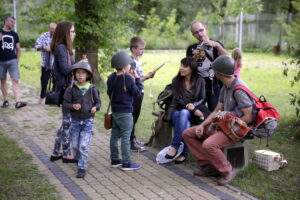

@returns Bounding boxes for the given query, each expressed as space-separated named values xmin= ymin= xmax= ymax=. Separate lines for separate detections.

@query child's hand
xmin=147 ymin=71 xmax=156 ymax=79
xmin=129 ymin=69 xmax=139 ymax=78
xmin=91 ymin=106 xmax=97 ymax=114
xmin=73 ymin=104 xmax=81 ymax=110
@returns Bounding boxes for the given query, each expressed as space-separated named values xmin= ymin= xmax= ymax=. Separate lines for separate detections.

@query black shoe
xmin=1 ymin=100 xmax=9 ymax=108
xmin=76 ymin=168 xmax=86 ymax=178
xmin=165 ymin=149 xmax=177 ymax=159
xmin=50 ymin=155 xmax=63 ymax=162
xmin=62 ymin=158 xmax=78 ymax=163
xmin=111 ymin=160 xmax=122 ymax=168
xmin=15 ymin=101 xmax=27 ymax=109
xmin=174 ymin=156 xmax=187 ymax=164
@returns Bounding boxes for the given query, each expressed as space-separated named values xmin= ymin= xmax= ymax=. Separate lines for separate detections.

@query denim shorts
xmin=0 ymin=59 xmax=20 ymax=79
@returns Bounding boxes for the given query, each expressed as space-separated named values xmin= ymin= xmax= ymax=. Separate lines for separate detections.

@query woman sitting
xmin=166 ymin=57 xmax=210 ymax=164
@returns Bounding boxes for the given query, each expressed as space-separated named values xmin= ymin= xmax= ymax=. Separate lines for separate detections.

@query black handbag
xmin=45 ymin=73 xmax=60 ymax=105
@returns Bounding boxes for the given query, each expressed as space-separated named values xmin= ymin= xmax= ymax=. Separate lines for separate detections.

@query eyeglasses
xmin=192 ymin=28 xmax=204 ymax=36
xmin=70 ymin=30 xmax=75 ymax=33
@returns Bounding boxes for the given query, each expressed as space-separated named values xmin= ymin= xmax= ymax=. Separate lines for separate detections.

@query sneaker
xmin=38 ymin=98 xmax=45 ymax=104
xmin=76 ymin=168 xmax=86 ymax=178
xmin=121 ymin=162 xmax=141 ymax=171
xmin=15 ymin=101 xmax=27 ymax=109
xmin=133 ymin=137 xmax=144 ymax=146
xmin=131 ymin=141 xmax=146 ymax=152
xmin=1 ymin=100 xmax=9 ymax=108
xmin=217 ymin=169 xmax=237 ymax=185
xmin=111 ymin=160 xmax=122 ymax=168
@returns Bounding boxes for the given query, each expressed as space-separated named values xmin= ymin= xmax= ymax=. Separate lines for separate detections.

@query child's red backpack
xmin=233 ymin=86 xmax=280 ymax=139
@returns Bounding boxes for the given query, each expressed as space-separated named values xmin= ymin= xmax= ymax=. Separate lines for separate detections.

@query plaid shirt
xmin=35 ymin=32 xmax=53 ymax=69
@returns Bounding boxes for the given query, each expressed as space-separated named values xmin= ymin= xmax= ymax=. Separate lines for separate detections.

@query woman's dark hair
xmin=176 ymin=57 xmax=198 ymax=95
xmin=50 ymin=21 xmax=73 ymax=55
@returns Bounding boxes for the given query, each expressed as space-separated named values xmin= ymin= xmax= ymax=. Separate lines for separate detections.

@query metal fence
xmin=208 ymin=13 xmax=294 ymax=51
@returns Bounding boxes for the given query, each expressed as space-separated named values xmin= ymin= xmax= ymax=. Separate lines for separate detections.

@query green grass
xmin=18 ymin=50 xmax=300 ymax=199
xmin=0 ymin=128 xmax=60 ymax=200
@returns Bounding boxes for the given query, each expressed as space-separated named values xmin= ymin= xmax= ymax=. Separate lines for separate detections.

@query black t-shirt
xmin=0 ymin=28 xmax=19 ymax=61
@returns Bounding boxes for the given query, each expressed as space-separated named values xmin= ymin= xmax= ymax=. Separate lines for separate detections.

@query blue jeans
xmin=110 ymin=112 xmax=133 ymax=164
xmin=70 ymin=118 xmax=94 ymax=169
xmin=171 ymin=109 xmax=192 ymax=157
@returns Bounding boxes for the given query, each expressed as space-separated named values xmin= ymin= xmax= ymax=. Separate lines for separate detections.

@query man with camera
xmin=186 ymin=21 xmax=227 ymax=111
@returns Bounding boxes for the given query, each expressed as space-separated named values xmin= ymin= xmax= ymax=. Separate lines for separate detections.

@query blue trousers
xmin=171 ymin=109 xmax=192 ymax=157
xmin=52 ymin=111 xmax=72 ymax=157
xmin=110 ymin=112 xmax=133 ymax=164
xmin=70 ymin=118 xmax=94 ymax=169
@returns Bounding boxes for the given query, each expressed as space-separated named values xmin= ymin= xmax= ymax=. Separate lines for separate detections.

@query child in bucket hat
xmin=63 ymin=61 xmax=101 ymax=178
xmin=107 ymin=51 xmax=143 ymax=170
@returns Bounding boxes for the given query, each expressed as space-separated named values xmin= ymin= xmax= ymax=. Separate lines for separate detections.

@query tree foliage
xmin=283 ymin=1 xmax=300 ymax=118
xmin=25 ymin=0 xmax=138 ymax=83
xmin=140 ymin=8 xmax=189 ymax=49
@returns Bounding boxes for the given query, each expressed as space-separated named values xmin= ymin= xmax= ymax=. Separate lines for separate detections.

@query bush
xmin=19 ymin=30 xmax=39 ymax=49
xmin=140 ymin=8 xmax=190 ymax=49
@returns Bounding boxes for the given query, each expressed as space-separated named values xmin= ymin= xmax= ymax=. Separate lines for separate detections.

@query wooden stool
xmin=151 ymin=111 xmax=173 ymax=149
xmin=223 ymin=141 xmax=249 ymax=169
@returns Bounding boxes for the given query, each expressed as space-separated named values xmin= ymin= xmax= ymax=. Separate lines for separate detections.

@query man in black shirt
xmin=0 ymin=16 xmax=26 ymax=108
xmin=186 ymin=21 xmax=227 ymax=111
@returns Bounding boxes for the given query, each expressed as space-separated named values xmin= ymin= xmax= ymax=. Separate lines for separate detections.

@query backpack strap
xmin=233 ymin=85 xmax=259 ymax=103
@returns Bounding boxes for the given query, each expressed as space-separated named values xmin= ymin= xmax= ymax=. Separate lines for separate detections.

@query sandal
xmin=1 ymin=100 xmax=9 ymax=108
xmin=50 ymin=154 xmax=63 ymax=162
xmin=15 ymin=101 xmax=27 ymax=109
xmin=62 ymin=158 xmax=78 ymax=163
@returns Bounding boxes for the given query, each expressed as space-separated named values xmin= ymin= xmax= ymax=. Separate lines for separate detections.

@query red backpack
xmin=233 ymin=85 xmax=280 ymax=139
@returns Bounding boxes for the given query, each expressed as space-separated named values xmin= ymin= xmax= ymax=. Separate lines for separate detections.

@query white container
xmin=253 ymin=150 xmax=287 ymax=171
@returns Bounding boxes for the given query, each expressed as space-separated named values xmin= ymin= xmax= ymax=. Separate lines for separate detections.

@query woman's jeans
xmin=171 ymin=109 xmax=191 ymax=157
xmin=110 ymin=112 xmax=133 ymax=164
xmin=52 ymin=110 xmax=72 ymax=157
xmin=70 ymin=118 xmax=94 ymax=169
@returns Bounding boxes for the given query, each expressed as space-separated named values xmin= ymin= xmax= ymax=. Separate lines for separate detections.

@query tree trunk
xmin=74 ymin=0 xmax=103 ymax=85
xmin=75 ymin=47 xmax=102 ymax=85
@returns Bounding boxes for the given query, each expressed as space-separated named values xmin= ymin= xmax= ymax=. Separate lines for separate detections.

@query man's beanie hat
xmin=111 ymin=51 xmax=133 ymax=69
xmin=72 ymin=61 xmax=93 ymax=76
xmin=212 ymin=55 xmax=234 ymax=76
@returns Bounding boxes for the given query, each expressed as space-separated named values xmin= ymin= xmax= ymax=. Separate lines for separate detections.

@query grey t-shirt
xmin=219 ymin=78 xmax=253 ymax=118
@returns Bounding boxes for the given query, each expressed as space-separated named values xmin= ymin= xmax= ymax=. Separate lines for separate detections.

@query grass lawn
xmin=18 ymin=50 xmax=300 ymax=199
xmin=0 ymin=128 xmax=60 ymax=200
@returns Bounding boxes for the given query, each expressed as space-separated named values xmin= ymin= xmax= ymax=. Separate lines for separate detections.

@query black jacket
xmin=167 ymin=76 xmax=210 ymax=122
xmin=53 ymin=44 xmax=75 ymax=104
xmin=63 ymin=84 xmax=101 ymax=120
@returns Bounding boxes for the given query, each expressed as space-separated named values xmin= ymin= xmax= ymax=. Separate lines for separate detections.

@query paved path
xmin=0 ymin=82 xmax=257 ymax=200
